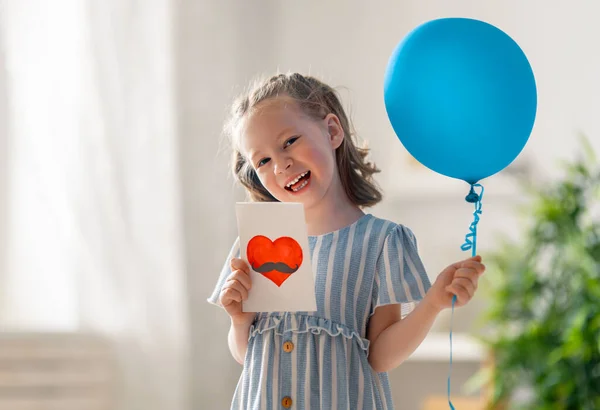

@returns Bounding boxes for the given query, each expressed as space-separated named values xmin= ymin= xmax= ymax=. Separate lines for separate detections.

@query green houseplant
xmin=475 ymin=138 xmax=600 ymax=409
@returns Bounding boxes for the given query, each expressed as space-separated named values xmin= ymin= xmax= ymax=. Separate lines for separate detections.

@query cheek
xmin=305 ymin=144 xmax=335 ymax=174
xmin=257 ymin=171 xmax=275 ymax=189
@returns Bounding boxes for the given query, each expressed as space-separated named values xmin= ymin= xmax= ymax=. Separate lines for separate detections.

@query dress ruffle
xmin=249 ymin=313 xmax=370 ymax=353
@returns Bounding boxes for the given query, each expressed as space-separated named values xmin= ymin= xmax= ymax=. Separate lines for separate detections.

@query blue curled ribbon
xmin=448 ymin=183 xmax=484 ymax=410
xmin=460 ymin=184 xmax=485 ymax=255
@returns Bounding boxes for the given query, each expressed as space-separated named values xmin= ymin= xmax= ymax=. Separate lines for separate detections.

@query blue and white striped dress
xmin=208 ymin=213 xmax=431 ymax=410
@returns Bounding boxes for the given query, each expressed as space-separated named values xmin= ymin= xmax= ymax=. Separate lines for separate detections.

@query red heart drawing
xmin=247 ymin=235 xmax=303 ymax=287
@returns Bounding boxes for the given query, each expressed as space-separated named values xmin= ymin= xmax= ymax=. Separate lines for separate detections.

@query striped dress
xmin=208 ymin=213 xmax=431 ymax=410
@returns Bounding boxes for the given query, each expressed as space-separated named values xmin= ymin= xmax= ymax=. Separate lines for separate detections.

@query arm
xmin=367 ymin=255 xmax=485 ymax=373
xmin=220 ymin=258 xmax=256 ymax=365
xmin=367 ymin=294 xmax=440 ymax=373
xmin=228 ymin=319 xmax=253 ymax=365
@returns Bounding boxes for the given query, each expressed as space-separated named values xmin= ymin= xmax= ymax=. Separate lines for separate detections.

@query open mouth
xmin=285 ymin=171 xmax=311 ymax=192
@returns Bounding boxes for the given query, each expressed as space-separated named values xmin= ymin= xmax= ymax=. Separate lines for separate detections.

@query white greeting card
xmin=236 ymin=202 xmax=317 ymax=312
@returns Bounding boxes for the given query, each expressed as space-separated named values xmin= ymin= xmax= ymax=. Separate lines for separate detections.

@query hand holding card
xmin=236 ymin=202 xmax=317 ymax=312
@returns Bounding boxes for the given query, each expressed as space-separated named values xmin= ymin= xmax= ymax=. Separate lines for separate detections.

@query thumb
xmin=448 ymin=254 xmax=482 ymax=270
xmin=460 ymin=255 xmax=482 ymax=264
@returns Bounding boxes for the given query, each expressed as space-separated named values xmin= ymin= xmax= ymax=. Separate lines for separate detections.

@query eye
xmin=256 ymin=157 xmax=270 ymax=168
xmin=284 ymin=136 xmax=300 ymax=148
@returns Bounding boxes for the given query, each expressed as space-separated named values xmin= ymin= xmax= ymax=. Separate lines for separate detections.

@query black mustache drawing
xmin=252 ymin=261 xmax=300 ymax=274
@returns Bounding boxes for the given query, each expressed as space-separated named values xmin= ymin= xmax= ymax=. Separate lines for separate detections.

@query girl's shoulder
xmin=320 ymin=214 xmax=420 ymax=258
xmin=358 ymin=214 xmax=417 ymax=243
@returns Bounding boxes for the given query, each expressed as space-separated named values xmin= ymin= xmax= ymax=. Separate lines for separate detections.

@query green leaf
xmin=477 ymin=136 xmax=600 ymax=408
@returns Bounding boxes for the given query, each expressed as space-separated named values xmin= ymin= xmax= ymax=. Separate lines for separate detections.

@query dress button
xmin=283 ymin=341 xmax=294 ymax=353
xmin=281 ymin=396 xmax=293 ymax=408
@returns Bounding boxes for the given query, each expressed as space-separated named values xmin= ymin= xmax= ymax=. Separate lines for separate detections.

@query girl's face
xmin=239 ymin=99 xmax=345 ymax=210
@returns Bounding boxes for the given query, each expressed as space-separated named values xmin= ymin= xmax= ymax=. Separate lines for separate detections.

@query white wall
xmin=182 ymin=1 xmax=600 ymax=408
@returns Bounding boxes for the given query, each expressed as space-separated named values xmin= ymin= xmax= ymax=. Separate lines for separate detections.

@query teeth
xmin=286 ymin=171 xmax=308 ymax=188
xmin=292 ymin=179 xmax=309 ymax=192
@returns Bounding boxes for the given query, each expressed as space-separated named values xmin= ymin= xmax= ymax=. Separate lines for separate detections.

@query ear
xmin=324 ymin=113 xmax=344 ymax=150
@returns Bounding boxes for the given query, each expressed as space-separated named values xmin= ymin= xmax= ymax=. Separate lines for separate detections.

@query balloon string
xmin=448 ymin=183 xmax=484 ymax=410
xmin=461 ymin=184 xmax=484 ymax=254
xmin=448 ymin=295 xmax=456 ymax=410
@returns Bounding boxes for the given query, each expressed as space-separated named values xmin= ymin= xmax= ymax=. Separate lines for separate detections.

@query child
xmin=208 ymin=73 xmax=485 ymax=410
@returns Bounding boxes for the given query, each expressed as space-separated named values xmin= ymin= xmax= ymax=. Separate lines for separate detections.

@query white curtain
xmin=0 ymin=3 xmax=6 ymax=305
xmin=0 ymin=1 xmax=190 ymax=409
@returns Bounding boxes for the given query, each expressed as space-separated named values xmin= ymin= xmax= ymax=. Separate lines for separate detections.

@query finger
xmin=454 ymin=267 xmax=482 ymax=282
xmin=449 ymin=255 xmax=481 ymax=270
xmin=446 ymin=284 xmax=470 ymax=304
xmin=459 ymin=260 xmax=486 ymax=274
xmin=220 ymin=287 xmax=242 ymax=305
xmin=447 ymin=285 xmax=469 ymax=304
xmin=224 ymin=279 xmax=249 ymax=301
xmin=229 ymin=269 xmax=252 ymax=290
xmin=231 ymin=257 xmax=251 ymax=273
xmin=448 ymin=278 xmax=475 ymax=299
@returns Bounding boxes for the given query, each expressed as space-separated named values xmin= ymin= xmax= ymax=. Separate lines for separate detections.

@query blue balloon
xmin=384 ymin=18 xmax=537 ymax=184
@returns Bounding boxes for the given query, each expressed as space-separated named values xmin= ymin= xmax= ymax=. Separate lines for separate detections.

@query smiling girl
xmin=208 ymin=73 xmax=485 ymax=410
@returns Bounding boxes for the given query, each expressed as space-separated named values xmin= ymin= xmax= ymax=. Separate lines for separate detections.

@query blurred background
xmin=0 ymin=0 xmax=599 ymax=409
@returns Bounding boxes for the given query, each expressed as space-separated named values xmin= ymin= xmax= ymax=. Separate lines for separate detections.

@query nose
xmin=273 ymin=156 xmax=292 ymax=174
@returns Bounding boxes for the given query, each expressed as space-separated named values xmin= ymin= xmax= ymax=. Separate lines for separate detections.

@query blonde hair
xmin=225 ymin=73 xmax=382 ymax=207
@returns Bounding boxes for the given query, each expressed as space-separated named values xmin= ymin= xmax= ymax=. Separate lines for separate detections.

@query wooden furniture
xmin=0 ymin=332 xmax=116 ymax=410
xmin=423 ymin=396 xmax=485 ymax=410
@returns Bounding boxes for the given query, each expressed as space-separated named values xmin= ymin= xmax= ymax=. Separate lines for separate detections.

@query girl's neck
xmin=303 ymin=183 xmax=364 ymax=236
xmin=305 ymin=205 xmax=364 ymax=236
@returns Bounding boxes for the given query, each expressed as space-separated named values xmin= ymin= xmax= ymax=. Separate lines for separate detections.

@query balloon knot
xmin=465 ymin=186 xmax=480 ymax=203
